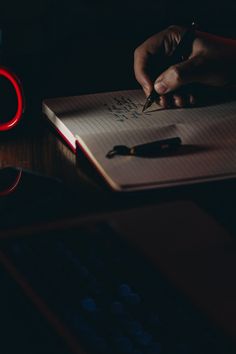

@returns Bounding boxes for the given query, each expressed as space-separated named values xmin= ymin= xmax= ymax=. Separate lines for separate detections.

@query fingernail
xmin=154 ymin=81 xmax=168 ymax=94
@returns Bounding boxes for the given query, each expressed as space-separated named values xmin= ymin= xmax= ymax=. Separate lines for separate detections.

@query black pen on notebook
xmin=106 ymin=137 xmax=182 ymax=158
xmin=142 ymin=23 xmax=196 ymax=112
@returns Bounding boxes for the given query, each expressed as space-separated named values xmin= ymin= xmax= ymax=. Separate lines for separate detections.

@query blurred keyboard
xmin=1 ymin=223 xmax=234 ymax=354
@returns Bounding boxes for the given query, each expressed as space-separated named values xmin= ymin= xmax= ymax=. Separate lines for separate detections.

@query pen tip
xmin=142 ymin=101 xmax=149 ymax=112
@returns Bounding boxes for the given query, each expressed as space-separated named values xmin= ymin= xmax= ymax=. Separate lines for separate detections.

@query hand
xmin=134 ymin=25 xmax=236 ymax=108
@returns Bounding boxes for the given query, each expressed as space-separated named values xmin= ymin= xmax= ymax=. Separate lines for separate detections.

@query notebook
xmin=43 ymin=89 xmax=236 ymax=191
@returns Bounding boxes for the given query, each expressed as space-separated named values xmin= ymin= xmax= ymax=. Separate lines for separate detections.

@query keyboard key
xmin=119 ymin=284 xmax=132 ymax=296
xmin=81 ymin=297 xmax=97 ymax=312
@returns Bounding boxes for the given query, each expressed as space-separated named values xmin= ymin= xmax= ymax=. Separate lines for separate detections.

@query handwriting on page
xmin=104 ymin=96 xmax=152 ymax=122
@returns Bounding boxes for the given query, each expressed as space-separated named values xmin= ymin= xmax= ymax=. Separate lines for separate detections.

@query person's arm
xmin=134 ymin=25 xmax=236 ymax=108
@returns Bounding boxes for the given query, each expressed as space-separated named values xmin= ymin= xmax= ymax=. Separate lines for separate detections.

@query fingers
xmin=134 ymin=26 xmax=189 ymax=97
xmin=134 ymin=26 xmax=211 ymax=105
xmin=134 ymin=47 xmax=153 ymax=97
xmin=157 ymin=92 xmax=196 ymax=108
xmin=154 ymin=55 xmax=205 ymax=94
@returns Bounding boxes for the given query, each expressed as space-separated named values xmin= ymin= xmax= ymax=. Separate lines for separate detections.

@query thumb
xmin=154 ymin=55 xmax=204 ymax=94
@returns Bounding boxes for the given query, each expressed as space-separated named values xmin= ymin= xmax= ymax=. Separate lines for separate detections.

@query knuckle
xmin=167 ymin=25 xmax=178 ymax=32
xmin=134 ymin=70 xmax=140 ymax=82
xmin=134 ymin=45 xmax=145 ymax=61
xmin=170 ymin=65 xmax=183 ymax=83
xmin=167 ymin=25 xmax=185 ymax=34
xmin=174 ymin=95 xmax=184 ymax=107
xmin=134 ymin=46 xmax=141 ymax=58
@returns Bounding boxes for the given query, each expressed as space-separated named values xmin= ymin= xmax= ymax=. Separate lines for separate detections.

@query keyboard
xmin=0 ymin=222 xmax=234 ymax=354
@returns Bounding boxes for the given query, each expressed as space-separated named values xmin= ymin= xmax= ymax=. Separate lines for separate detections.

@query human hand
xmin=134 ymin=25 xmax=236 ymax=108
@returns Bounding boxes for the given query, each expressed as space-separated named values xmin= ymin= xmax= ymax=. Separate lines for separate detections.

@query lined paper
xmin=43 ymin=89 xmax=236 ymax=191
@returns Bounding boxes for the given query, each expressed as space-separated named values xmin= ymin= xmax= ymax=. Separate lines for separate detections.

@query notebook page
xmin=44 ymin=88 xmax=236 ymax=138
xmin=75 ymin=102 xmax=236 ymax=191
xmin=43 ymin=89 xmax=181 ymax=137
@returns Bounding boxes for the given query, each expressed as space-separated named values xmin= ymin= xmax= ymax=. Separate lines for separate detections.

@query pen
xmin=106 ymin=137 xmax=182 ymax=158
xmin=142 ymin=23 xmax=196 ymax=112
xmin=130 ymin=136 xmax=182 ymax=156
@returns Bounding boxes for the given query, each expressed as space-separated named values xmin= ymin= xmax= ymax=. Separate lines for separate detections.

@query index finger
xmin=134 ymin=47 xmax=153 ymax=97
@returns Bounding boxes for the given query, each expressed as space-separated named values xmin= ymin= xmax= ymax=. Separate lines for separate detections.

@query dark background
xmin=1 ymin=0 xmax=236 ymax=116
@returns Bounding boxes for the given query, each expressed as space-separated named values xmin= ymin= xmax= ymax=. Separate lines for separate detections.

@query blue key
xmin=119 ymin=284 xmax=132 ymax=296
xmin=81 ymin=297 xmax=97 ymax=312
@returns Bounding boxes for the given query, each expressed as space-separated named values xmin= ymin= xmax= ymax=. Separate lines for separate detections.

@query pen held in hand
xmin=142 ymin=25 xmax=196 ymax=112
xmin=142 ymin=91 xmax=160 ymax=112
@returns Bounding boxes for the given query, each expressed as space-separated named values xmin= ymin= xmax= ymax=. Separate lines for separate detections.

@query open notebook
xmin=43 ymin=89 xmax=236 ymax=191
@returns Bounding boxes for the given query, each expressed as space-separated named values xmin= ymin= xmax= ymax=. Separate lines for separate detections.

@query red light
xmin=0 ymin=169 xmax=22 ymax=196
xmin=0 ymin=67 xmax=24 ymax=131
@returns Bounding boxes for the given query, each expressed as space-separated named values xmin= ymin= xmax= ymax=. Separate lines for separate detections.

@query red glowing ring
xmin=0 ymin=67 xmax=24 ymax=131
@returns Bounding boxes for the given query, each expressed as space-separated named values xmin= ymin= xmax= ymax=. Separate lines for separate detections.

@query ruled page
xmin=43 ymin=90 xmax=163 ymax=140
xmin=43 ymin=89 xmax=236 ymax=190
xmin=75 ymin=100 xmax=236 ymax=190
